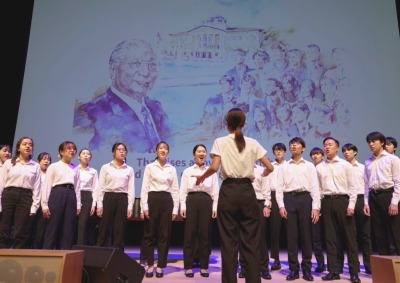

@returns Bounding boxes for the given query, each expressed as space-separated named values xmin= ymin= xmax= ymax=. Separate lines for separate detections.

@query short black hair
xmin=289 ymin=137 xmax=305 ymax=148
xmin=366 ymin=131 xmax=385 ymax=144
xmin=323 ymin=136 xmax=339 ymax=147
xmin=310 ymin=147 xmax=324 ymax=157
xmin=342 ymin=143 xmax=358 ymax=153
xmin=386 ymin=136 xmax=397 ymax=148
xmin=272 ymin=142 xmax=286 ymax=152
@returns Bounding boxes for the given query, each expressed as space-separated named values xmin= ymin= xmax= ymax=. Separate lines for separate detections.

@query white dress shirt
xmin=364 ymin=150 xmax=400 ymax=206
xmin=41 ymin=160 xmax=81 ymax=211
xmin=0 ymin=158 xmax=41 ymax=213
xmin=79 ymin=165 xmax=99 ymax=207
xmin=140 ymin=160 xmax=180 ymax=214
xmin=179 ymin=163 xmax=219 ymax=211
xmin=316 ymin=155 xmax=357 ymax=209
xmin=96 ymin=161 xmax=135 ymax=211
xmin=275 ymin=157 xmax=320 ymax=210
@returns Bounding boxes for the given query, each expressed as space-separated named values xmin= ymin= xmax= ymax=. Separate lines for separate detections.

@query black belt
xmin=370 ymin=187 xmax=394 ymax=194
xmin=323 ymin=194 xmax=349 ymax=199
xmin=357 ymin=194 xmax=364 ymax=198
xmin=57 ymin=183 xmax=74 ymax=189
xmin=257 ymin=199 xmax=265 ymax=203
xmin=188 ymin=191 xmax=209 ymax=196
xmin=223 ymin=178 xmax=251 ymax=184
xmin=284 ymin=190 xmax=310 ymax=196
xmin=5 ymin=187 xmax=32 ymax=193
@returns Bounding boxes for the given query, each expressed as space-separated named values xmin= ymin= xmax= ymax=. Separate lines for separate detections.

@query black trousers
xmin=143 ymin=191 xmax=173 ymax=268
xmin=183 ymin=192 xmax=213 ymax=269
xmin=0 ymin=187 xmax=33 ymax=248
xmin=30 ymin=206 xmax=46 ymax=248
xmin=239 ymin=200 xmax=270 ymax=271
xmin=369 ymin=189 xmax=400 ymax=255
xmin=321 ymin=196 xmax=359 ymax=274
xmin=77 ymin=190 xmax=95 ymax=245
xmin=97 ymin=192 xmax=128 ymax=250
xmin=43 ymin=186 xmax=77 ymax=249
xmin=268 ymin=191 xmax=284 ymax=260
xmin=218 ymin=178 xmax=261 ymax=283
xmin=284 ymin=192 xmax=313 ymax=272
xmin=354 ymin=195 xmax=372 ymax=267
xmin=312 ymin=216 xmax=325 ymax=264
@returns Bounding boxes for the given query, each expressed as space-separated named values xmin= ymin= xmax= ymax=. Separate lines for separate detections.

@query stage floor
xmin=125 ymin=246 xmax=373 ymax=283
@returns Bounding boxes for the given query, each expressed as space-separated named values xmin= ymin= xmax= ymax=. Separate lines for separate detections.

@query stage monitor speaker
xmin=73 ymin=245 xmax=145 ymax=283
xmin=370 ymin=255 xmax=400 ymax=283
xmin=0 ymin=249 xmax=84 ymax=283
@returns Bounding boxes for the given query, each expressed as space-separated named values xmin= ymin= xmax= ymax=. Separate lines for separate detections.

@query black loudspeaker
xmin=72 ymin=245 xmax=145 ymax=283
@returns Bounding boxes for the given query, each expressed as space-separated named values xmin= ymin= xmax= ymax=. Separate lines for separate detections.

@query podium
xmin=371 ymin=255 xmax=400 ymax=283
xmin=0 ymin=249 xmax=84 ymax=283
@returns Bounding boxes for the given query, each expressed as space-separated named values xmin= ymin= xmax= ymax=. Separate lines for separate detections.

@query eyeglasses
xmin=117 ymin=60 xmax=157 ymax=72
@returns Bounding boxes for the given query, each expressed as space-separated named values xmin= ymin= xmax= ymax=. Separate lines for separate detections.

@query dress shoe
xmin=260 ymin=269 xmax=272 ymax=280
xmin=185 ymin=269 xmax=194 ymax=278
xmin=365 ymin=265 xmax=372 ymax=275
xmin=271 ymin=260 xmax=281 ymax=270
xmin=302 ymin=271 xmax=313 ymax=281
xmin=315 ymin=262 xmax=326 ymax=273
xmin=322 ymin=272 xmax=340 ymax=281
xmin=286 ymin=270 xmax=299 ymax=281
xmin=238 ymin=271 xmax=245 ymax=278
xmin=156 ymin=268 xmax=163 ymax=278
xmin=350 ymin=273 xmax=361 ymax=283
xmin=145 ymin=270 xmax=154 ymax=278
xmin=200 ymin=269 xmax=209 ymax=277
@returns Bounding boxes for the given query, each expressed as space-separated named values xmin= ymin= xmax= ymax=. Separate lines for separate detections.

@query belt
xmin=284 ymin=190 xmax=310 ymax=196
xmin=323 ymin=194 xmax=349 ymax=199
xmin=5 ymin=187 xmax=32 ymax=193
xmin=357 ymin=194 xmax=364 ymax=198
xmin=370 ymin=187 xmax=394 ymax=194
xmin=57 ymin=183 xmax=74 ymax=189
xmin=188 ymin=191 xmax=209 ymax=195
xmin=223 ymin=178 xmax=251 ymax=184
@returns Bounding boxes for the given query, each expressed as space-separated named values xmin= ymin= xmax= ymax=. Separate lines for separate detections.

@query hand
xmin=42 ymin=208 xmax=51 ymax=219
xmin=97 ymin=207 xmax=103 ymax=218
xmin=76 ymin=208 xmax=81 ymax=216
xmin=172 ymin=214 xmax=177 ymax=220
xmin=311 ymin=209 xmax=319 ymax=224
xmin=363 ymin=204 xmax=370 ymax=216
xmin=127 ymin=209 xmax=133 ymax=219
xmin=90 ymin=206 xmax=95 ymax=216
xmin=192 ymin=175 xmax=203 ymax=186
xmin=180 ymin=210 xmax=186 ymax=218
xmin=279 ymin=207 xmax=287 ymax=219
xmin=143 ymin=210 xmax=149 ymax=219
xmin=389 ymin=204 xmax=398 ymax=216
xmin=346 ymin=208 xmax=354 ymax=216
xmin=212 ymin=211 xmax=217 ymax=218
xmin=263 ymin=206 xmax=271 ymax=217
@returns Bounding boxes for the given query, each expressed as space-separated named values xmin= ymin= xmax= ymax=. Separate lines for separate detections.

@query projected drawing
xmin=73 ymin=39 xmax=173 ymax=153
xmin=73 ymin=15 xmax=351 ymax=154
